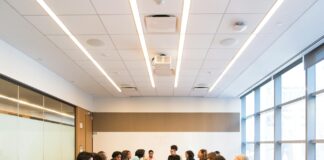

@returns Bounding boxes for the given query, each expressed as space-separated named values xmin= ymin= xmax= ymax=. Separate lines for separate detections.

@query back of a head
xmin=199 ymin=149 xmax=207 ymax=160
xmin=171 ymin=145 xmax=178 ymax=151
xmin=77 ymin=152 xmax=93 ymax=160
xmin=186 ymin=150 xmax=195 ymax=160
xmin=215 ymin=155 xmax=225 ymax=160
xmin=215 ymin=151 xmax=220 ymax=155
xmin=135 ymin=149 xmax=145 ymax=158
xmin=207 ymin=152 xmax=217 ymax=160
xmin=234 ymin=155 xmax=248 ymax=160
xmin=98 ymin=151 xmax=107 ymax=160
xmin=121 ymin=150 xmax=130 ymax=160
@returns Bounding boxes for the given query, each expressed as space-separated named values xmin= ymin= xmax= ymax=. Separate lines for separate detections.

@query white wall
xmin=93 ymin=97 xmax=241 ymax=160
xmin=0 ymin=39 xmax=94 ymax=110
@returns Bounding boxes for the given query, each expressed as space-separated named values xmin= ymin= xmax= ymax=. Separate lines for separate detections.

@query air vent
xmin=191 ymin=86 xmax=209 ymax=96
xmin=145 ymin=14 xmax=177 ymax=33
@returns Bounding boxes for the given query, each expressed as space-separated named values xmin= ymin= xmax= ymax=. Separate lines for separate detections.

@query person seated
xmin=207 ymin=152 xmax=225 ymax=160
xmin=133 ymin=149 xmax=145 ymax=160
xmin=98 ymin=151 xmax=107 ymax=160
xmin=77 ymin=152 xmax=102 ymax=160
xmin=198 ymin=149 xmax=207 ymax=160
xmin=122 ymin=150 xmax=132 ymax=160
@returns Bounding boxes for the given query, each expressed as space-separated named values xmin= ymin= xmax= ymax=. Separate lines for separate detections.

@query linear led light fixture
xmin=174 ymin=0 xmax=191 ymax=88
xmin=0 ymin=94 xmax=74 ymax=119
xmin=208 ymin=0 xmax=284 ymax=92
xmin=36 ymin=0 xmax=121 ymax=92
xmin=129 ymin=0 xmax=155 ymax=88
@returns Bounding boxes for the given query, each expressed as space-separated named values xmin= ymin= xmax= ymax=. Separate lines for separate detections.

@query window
xmin=316 ymin=60 xmax=324 ymax=91
xmin=260 ymin=81 xmax=274 ymax=111
xmin=281 ymin=100 xmax=305 ymax=140
xmin=282 ymin=143 xmax=305 ymax=160
xmin=316 ymin=93 xmax=324 ymax=139
xmin=246 ymin=144 xmax=254 ymax=160
xmin=246 ymin=92 xmax=255 ymax=116
xmin=246 ymin=117 xmax=255 ymax=142
xmin=317 ymin=144 xmax=324 ymax=160
xmin=281 ymin=64 xmax=305 ymax=103
xmin=260 ymin=144 xmax=274 ymax=160
xmin=260 ymin=110 xmax=274 ymax=141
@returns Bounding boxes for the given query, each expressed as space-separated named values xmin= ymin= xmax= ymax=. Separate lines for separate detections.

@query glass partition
xmin=0 ymin=77 xmax=75 ymax=160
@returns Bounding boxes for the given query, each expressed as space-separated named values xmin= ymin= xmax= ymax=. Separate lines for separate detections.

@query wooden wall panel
xmin=93 ymin=112 xmax=240 ymax=132
xmin=75 ymin=107 xmax=93 ymax=157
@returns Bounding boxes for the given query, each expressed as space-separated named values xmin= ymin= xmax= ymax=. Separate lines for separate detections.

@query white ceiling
xmin=0 ymin=0 xmax=323 ymax=98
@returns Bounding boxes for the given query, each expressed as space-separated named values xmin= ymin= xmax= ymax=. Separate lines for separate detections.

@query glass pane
xmin=260 ymin=110 xmax=274 ymax=141
xmin=61 ymin=103 xmax=75 ymax=126
xmin=44 ymin=96 xmax=62 ymax=123
xmin=317 ymin=143 xmax=324 ymax=160
xmin=19 ymin=118 xmax=43 ymax=160
xmin=44 ymin=121 xmax=62 ymax=160
xmin=0 ymin=78 xmax=18 ymax=114
xmin=316 ymin=60 xmax=324 ymax=91
xmin=246 ymin=92 xmax=255 ymax=116
xmin=282 ymin=143 xmax=305 ymax=160
xmin=260 ymin=143 xmax=274 ymax=160
xmin=0 ymin=114 xmax=19 ymax=160
xmin=246 ymin=144 xmax=254 ymax=160
xmin=260 ymin=81 xmax=274 ymax=111
xmin=19 ymin=87 xmax=44 ymax=119
xmin=316 ymin=93 xmax=324 ymax=139
xmin=282 ymin=64 xmax=305 ymax=103
xmin=282 ymin=100 xmax=305 ymax=140
xmin=246 ymin=117 xmax=255 ymax=142
xmin=62 ymin=125 xmax=75 ymax=159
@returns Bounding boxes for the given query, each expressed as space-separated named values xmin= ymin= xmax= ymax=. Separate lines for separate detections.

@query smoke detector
xmin=233 ymin=21 xmax=247 ymax=32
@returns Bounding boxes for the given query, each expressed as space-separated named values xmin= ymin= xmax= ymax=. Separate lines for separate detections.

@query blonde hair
xmin=234 ymin=155 xmax=248 ymax=160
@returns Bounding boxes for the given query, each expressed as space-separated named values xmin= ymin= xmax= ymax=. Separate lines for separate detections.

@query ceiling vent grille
xmin=145 ymin=14 xmax=177 ymax=33
xmin=152 ymin=54 xmax=174 ymax=76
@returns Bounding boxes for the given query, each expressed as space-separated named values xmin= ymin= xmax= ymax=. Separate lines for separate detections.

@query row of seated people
xmin=76 ymin=145 xmax=248 ymax=160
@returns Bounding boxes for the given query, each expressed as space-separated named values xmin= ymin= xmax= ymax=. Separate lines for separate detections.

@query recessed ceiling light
xmin=86 ymin=39 xmax=105 ymax=47
xmin=208 ymin=0 xmax=284 ymax=93
xmin=129 ymin=0 xmax=155 ymax=88
xmin=220 ymin=38 xmax=237 ymax=46
xmin=174 ymin=0 xmax=191 ymax=88
xmin=37 ymin=0 xmax=121 ymax=92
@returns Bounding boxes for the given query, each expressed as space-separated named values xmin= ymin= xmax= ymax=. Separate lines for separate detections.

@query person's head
xmin=77 ymin=152 xmax=93 ymax=160
xmin=98 ymin=151 xmax=107 ymax=160
xmin=198 ymin=149 xmax=207 ymax=160
xmin=215 ymin=155 xmax=225 ymax=160
xmin=121 ymin=150 xmax=130 ymax=160
xmin=135 ymin=149 xmax=145 ymax=158
xmin=112 ymin=151 xmax=122 ymax=160
xmin=149 ymin=150 xmax=154 ymax=158
xmin=170 ymin=145 xmax=178 ymax=155
xmin=185 ymin=150 xmax=195 ymax=160
xmin=234 ymin=155 xmax=248 ymax=160
xmin=207 ymin=152 xmax=217 ymax=160
xmin=215 ymin=151 xmax=220 ymax=155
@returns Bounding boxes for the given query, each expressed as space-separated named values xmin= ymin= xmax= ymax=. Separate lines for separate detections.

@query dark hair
xmin=199 ymin=149 xmax=207 ymax=160
xmin=112 ymin=151 xmax=122 ymax=160
xmin=77 ymin=152 xmax=93 ymax=160
xmin=135 ymin=149 xmax=145 ymax=158
xmin=215 ymin=155 xmax=225 ymax=160
xmin=77 ymin=152 xmax=103 ymax=160
xmin=121 ymin=150 xmax=130 ymax=160
xmin=170 ymin=145 xmax=178 ymax=151
xmin=98 ymin=151 xmax=107 ymax=160
xmin=186 ymin=150 xmax=195 ymax=160
xmin=149 ymin=150 xmax=154 ymax=154
xmin=215 ymin=151 xmax=220 ymax=155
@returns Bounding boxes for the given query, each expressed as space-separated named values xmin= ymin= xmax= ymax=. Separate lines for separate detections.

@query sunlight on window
xmin=282 ymin=143 xmax=305 ymax=160
xmin=246 ymin=117 xmax=255 ymax=142
xmin=260 ymin=81 xmax=274 ymax=111
xmin=246 ymin=144 xmax=254 ymax=160
xmin=260 ymin=144 xmax=274 ymax=160
xmin=246 ymin=92 xmax=255 ymax=116
xmin=260 ymin=110 xmax=274 ymax=141
xmin=316 ymin=60 xmax=324 ymax=91
xmin=316 ymin=93 xmax=324 ymax=139
xmin=282 ymin=64 xmax=305 ymax=103
xmin=282 ymin=100 xmax=305 ymax=140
